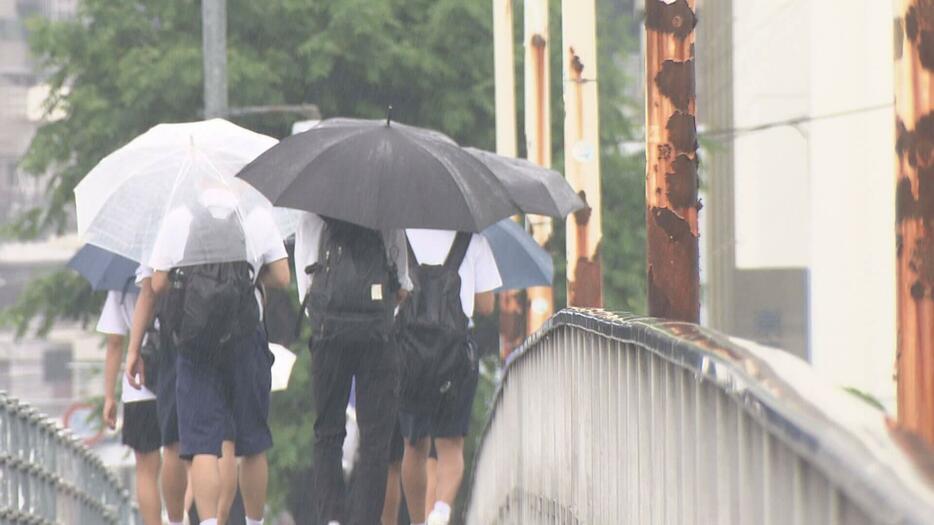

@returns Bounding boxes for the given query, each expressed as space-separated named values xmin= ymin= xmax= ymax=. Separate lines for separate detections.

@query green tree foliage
xmin=4 ymin=0 xmax=645 ymax=517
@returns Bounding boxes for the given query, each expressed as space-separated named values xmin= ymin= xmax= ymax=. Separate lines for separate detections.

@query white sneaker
xmin=426 ymin=511 xmax=450 ymax=525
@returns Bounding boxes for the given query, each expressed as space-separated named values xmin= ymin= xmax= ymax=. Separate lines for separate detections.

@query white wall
xmin=728 ymin=0 xmax=897 ymax=408
xmin=807 ymin=0 xmax=896 ymax=407
xmin=732 ymin=0 xmax=811 ymax=269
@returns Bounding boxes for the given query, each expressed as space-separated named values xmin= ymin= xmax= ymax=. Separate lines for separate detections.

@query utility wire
xmin=700 ymin=102 xmax=894 ymax=139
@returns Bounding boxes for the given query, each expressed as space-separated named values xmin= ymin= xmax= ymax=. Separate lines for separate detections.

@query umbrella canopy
xmin=465 ymin=148 xmax=585 ymax=218
xmin=482 ymin=218 xmax=554 ymax=291
xmin=66 ymin=244 xmax=139 ymax=292
xmin=237 ymin=117 xmax=521 ymax=232
xmin=75 ymin=119 xmax=299 ymax=267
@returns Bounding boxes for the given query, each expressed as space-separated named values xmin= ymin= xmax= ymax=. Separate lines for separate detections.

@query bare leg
xmin=134 ymin=450 xmax=162 ymax=525
xmin=433 ymin=437 xmax=465 ymax=506
xmin=190 ymin=454 xmax=221 ymax=520
xmin=239 ymin=452 xmax=268 ymax=521
xmin=381 ymin=462 xmax=402 ymax=525
xmin=424 ymin=456 xmax=438 ymax=517
xmin=162 ymin=443 xmax=188 ymax=523
xmin=401 ymin=437 xmax=430 ymax=523
xmin=217 ymin=441 xmax=237 ymax=525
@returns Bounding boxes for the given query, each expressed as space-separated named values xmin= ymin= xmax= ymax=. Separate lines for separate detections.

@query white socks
xmin=246 ymin=518 xmax=264 ymax=525
xmin=168 ymin=521 xmax=183 ymax=525
xmin=200 ymin=520 xmax=217 ymax=525
xmin=432 ymin=501 xmax=452 ymax=519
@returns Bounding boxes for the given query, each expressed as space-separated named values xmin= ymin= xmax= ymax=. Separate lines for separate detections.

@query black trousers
xmin=311 ymin=337 xmax=400 ymax=525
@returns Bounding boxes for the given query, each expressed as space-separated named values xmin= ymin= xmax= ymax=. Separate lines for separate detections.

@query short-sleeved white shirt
xmin=405 ymin=229 xmax=502 ymax=320
xmin=148 ymin=207 xmax=287 ymax=276
xmin=96 ymin=291 xmax=156 ymax=403
xmin=147 ymin=206 xmax=288 ymax=317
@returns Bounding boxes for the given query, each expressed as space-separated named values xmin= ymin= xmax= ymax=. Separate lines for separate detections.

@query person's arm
xmin=259 ymin=258 xmax=290 ymax=289
xmin=102 ymin=334 xmax=123 ymax=429
xmin=474 ymin=291 xmax=495 ymax=317
xmin=151 ymin=270 xmax=169 ymax=296
xmin=125 ymin=278 xmax=156 ymax=389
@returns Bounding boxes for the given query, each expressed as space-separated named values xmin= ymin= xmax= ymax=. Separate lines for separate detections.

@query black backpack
xmin=397 ymin=232 xmax=475 ymax=416
xmin=302 ymin=218 xmax=399 ymax=345
xmin=162 ymin=208 xmax=259 ymax=356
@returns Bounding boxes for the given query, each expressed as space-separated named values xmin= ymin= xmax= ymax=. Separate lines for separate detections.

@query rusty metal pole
xmin=645 ymin=0 xmax=700 ymax=322
xmin=894 ymin=0 xmax=934 ymax=443
xmin=524 ymin=0 xmax=555 ymax=333
xmin=561 ymin=0 xmax=603 ymax=308
xmin=494 ymin=0 xmax=526 ymax=359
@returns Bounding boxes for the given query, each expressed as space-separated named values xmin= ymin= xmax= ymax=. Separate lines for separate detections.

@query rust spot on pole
xmin=655 ymin=59 xmax=695 ymax=112
xmin=645 ymin=0 xmax=697 ymax=40
xmin=666 ymin=112 xmax=698 ymax=153
xmin=905 ymin=2 xmax=934 ymax=70
xmin=666 ymin=155 xmax=699 ymax=209
xmin=898 ymin=177 xmax=918 ymax=223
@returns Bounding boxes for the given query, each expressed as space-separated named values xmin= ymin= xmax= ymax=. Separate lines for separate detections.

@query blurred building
xmin=0 ymin=0 xmax=75 ymax=223
xmin=696 ymin=0 xmax=896 ymax=409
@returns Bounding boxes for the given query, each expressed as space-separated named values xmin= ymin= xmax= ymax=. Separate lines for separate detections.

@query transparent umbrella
xmin=75 ymin=119 xmax=299 ymax=268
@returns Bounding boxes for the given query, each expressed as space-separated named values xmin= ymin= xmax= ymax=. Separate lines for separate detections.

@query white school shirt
xmin=294 ymin=212 xmax=414 ymax=305
xmin=405 ymin=229 xmax=502 ymax=320
xmin=96 ymin=290 xmax=157 ymax=402
xmin=148 ymin=206 xmax=288 ymax=317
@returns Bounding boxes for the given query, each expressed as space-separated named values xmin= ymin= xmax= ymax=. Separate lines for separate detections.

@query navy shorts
xmin=122 ymin=399 xmax=161 ymax=453
xmin=398 ymin=366 xmax=478 ymax=443
xmin=176 ymin=327 xmax=274 ymax=459
xmin=156 ymin=344 xmax=180 ymax=446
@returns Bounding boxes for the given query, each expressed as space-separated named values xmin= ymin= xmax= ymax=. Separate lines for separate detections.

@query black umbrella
xmin=67 ymin=244 xmax=139 ymax=292
xmin=464 ymin=147 xmax=586 ymax=218
xmin=236 ymin=117 xmax=521 ymax=232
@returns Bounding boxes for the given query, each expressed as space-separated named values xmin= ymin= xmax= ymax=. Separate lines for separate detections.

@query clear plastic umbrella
xmin=75 ymin=119 xmax=299 ymax=268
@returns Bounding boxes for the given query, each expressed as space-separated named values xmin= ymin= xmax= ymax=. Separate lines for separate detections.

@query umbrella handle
xmin=386 ymin=105 xmax=393 ymax=127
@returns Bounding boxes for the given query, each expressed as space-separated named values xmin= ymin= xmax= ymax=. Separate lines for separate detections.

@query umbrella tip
xmin=386 ymin=105 xmax=393 ymax=127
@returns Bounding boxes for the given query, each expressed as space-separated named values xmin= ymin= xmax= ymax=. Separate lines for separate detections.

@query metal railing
xmin=466 ymin=309 xmax=934 ymax=524
xmin=0 ymin=392 xmax=137 ymax=525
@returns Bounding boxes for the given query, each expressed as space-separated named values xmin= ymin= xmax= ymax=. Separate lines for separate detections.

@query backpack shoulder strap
xmin=443 ymin=232 xmax=472 ymax=272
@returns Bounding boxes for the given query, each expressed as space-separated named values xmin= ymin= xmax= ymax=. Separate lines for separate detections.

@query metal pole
xmin=202 ymin=0 xmax=228 ymax=118
xmin=561 ymin=0 xmax=603 ymax=308
xmin=494 ymin=0 xmax=526 ymax=359
xmin=697 ymin=0 xmax=735 ymax=331
xmin=894 ymin=0 xmax=934 ymax=443
xmin=524 ymin=0 xmax=554 ymax=333
xmin=644 ymin=0 xmax=700 ymax=322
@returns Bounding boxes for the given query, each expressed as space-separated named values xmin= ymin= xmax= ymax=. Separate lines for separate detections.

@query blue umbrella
xmin=67 ymin=244 xmax=139 ymax=292
xmin=481 ymin=219 xmax=553 ymax=291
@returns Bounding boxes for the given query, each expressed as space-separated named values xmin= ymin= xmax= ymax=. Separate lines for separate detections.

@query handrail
xmin=465 ymin=308 xmax=934 ymax=524
xmin=0 ymin=392 xmax=138 ymax=524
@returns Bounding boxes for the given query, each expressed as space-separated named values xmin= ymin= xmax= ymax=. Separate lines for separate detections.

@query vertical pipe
xmin=494 ymin=0 xmax=527 ymax=359
xmin=894 ymin=0 xmax=934 ymax=444
xmin=561 ymin=0 xmax=604 ymax=308
xmin=202 ymin=0 xmax=228 ymax=118
xmin=644 ymin=0 xmax=700 ymax=322
xmin=524 ymin=0 xmax=554 ymax=333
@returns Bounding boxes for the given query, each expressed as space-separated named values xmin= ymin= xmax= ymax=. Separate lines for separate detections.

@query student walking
xmin=97 ymin=284 xmax=161 ymax=525
xmin=294 ymin=212 xmax=412 ymax=525
xmin=397 ymin=229 xmax=501 ymax=525
xmin=128 ymin=185 xmax=290 ymax=525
